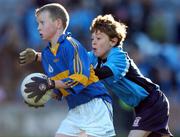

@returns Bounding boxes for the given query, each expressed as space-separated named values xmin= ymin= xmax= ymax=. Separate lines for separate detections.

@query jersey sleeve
xmin=103 ymin=48 xmax=130 ymax=80
xmin=60 ymin=39 xmax=92 ymax=94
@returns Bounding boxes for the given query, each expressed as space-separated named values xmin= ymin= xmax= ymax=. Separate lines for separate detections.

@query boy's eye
xmin=40 ymin=21 xmax=44 ymax=25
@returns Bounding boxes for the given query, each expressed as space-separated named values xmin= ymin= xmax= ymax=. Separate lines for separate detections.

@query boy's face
xmin=91 ymin=30 xmax=113 ymax=59
xmin=36 ymin=11 xmax=58 ymax=41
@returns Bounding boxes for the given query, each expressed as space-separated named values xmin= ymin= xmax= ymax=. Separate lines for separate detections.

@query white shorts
xmin=56 ymin=98 xmax=115 ymax=137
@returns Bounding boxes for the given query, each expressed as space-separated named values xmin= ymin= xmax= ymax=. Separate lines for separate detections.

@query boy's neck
xmin=50 ymin=29 xmax=64 ymax=47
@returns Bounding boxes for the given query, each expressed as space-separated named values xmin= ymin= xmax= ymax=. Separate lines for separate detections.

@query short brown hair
xmin=90 ymin=14 xmax=127 ymax=47
xmin=35 ymin=3 xmax=69 ymax=30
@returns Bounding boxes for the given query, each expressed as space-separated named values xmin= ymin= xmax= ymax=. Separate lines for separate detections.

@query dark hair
xmin=90 ymin=14 xmax=127 ymax=47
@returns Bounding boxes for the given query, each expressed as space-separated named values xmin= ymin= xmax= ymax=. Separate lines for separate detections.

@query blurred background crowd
xmin=0 ymin=0 xmax=180 ymax=137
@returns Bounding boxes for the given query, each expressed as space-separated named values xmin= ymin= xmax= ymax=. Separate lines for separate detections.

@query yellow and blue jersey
xmin=41 ymin=33 xmax=111 ymax=109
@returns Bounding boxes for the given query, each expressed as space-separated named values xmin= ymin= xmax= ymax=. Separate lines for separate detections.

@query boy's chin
xmin=95 ymin=53 xmax=102 ymax=58
xmin=40 ymin=35 xmax=47 ymax=40
xmin=93 ymin=51 xmax=98 ymax=56
xmin=41 ymin=37 xmax=48 ymax=41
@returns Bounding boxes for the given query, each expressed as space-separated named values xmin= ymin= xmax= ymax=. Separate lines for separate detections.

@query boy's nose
xmin=38 ymin=27 xmax=41 ymax=32
xmin=92 ymin=41 xmax=96 ymax=47
xmin=92 ymin=43 xmax=96 ymax=48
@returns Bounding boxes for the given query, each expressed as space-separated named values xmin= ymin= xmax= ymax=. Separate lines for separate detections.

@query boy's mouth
xmin=92 ymin=48 xmax=97 ymax=52
xmin=39 ymin=33 xmax=43 ymax=38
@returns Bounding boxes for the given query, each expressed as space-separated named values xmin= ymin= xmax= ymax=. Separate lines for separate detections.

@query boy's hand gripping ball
xmin=21 ymin=73 xmax=54 ymax=107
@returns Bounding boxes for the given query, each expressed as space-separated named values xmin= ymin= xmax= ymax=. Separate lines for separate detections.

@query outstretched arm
xmin=19 ymin=48 xmax=42 ymax=65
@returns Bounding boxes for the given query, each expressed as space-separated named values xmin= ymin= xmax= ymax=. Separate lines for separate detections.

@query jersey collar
xmin=57 ymin=32 xmax=72 ymax=44
xmin=47 ymin=32 xmax=72 ymax=48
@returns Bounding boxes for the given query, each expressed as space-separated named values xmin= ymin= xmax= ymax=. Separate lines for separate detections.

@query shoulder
xmin=107 ymin=47 xmax=127 ymax=60
xmin=109 ymin=47 xmax=125 ymax=54
xmin=57 ymin=38 xmax=75 ymax=54
xmin=62 ymin=37 xmax=83 ymax=50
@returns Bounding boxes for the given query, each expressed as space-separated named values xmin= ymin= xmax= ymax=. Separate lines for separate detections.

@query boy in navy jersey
xmin=88 ymin=14 xmax=173 ymax=137
xmin=19 ymin=4 xmax=115 ymax=137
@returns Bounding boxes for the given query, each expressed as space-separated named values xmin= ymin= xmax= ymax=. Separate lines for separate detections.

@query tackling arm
xmin=94 ymin=66 xmax=113 ymax=79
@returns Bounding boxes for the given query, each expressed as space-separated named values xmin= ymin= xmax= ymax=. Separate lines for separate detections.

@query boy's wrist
xmin=34 ymin=53 xmax=38 ymax=61
xmin=47 ymin=79 xmax=55 ymax=89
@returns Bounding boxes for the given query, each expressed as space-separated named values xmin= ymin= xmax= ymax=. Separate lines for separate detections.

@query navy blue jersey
xmin=88 ymin=47 xmax=159 ymax=107
xmin=41 ymin=33 xmax=111 ymax=109
xmin=88 ymin=46 xmax=173 ymax=136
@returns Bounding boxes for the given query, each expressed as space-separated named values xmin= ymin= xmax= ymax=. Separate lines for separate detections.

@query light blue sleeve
xmin=103 ymin=48 xmax=130 ymax=80
xmin=87 ymin=51 xmax=98 ymax=67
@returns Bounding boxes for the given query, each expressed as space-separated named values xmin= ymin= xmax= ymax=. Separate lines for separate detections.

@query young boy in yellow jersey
xmin=19 ymin=4 xmax=115 ymax=137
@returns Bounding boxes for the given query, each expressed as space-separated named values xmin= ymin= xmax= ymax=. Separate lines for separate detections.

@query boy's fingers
xmin=19 ymin=56 xmax=25 ymax=60
xmin=19 ymin=50 xmax=27 ymax=56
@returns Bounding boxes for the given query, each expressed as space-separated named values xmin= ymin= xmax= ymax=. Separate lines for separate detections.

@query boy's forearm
xmin=54 ymin=80 xmax=70 ymax=89
xmin=95 ymin=66 xmax=113 ymax=79
xmin=36 ymin=52 xmax=42 ymax=61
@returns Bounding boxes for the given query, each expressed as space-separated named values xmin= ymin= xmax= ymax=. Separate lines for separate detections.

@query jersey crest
xmin=48 ymin=64 xmax=54 ymax=73
xmin=132 ymin=116 xmax=141 ymax=127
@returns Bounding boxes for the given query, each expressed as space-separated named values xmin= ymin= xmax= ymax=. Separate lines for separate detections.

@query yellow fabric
xmin=51 ymin=70 xmax=70 ymax=96
xmin=50 ymin=43 xmax=60 ymax=56
xmin=68 ymin=65 xmax=99 ymax=87
xmin=50 ymin=66 xmax=99 ymax=96
xmin=87 ymin=65 xmax=99 ymax=85
xmin=69 ymin=74 xmax=89 ymax=86
xmin=64 ymin=80 xmax=79 ymax=87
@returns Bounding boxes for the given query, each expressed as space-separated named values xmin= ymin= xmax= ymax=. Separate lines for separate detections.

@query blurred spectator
xmin=0 ymin=85 xmax=7 ymax=103
xmin=22 ymin=0 xmax=43 ymax=50
xmin=175 ymin=9 xmax=180 ymax=44
xmin=68 ymin=0 xmax=97 ymax=49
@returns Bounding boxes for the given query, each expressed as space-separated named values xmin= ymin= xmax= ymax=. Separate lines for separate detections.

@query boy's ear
xmin=56 ymin=18 xmax=63 ymax=29
xmin=110 ymin=37 xmax=118 ymax=47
